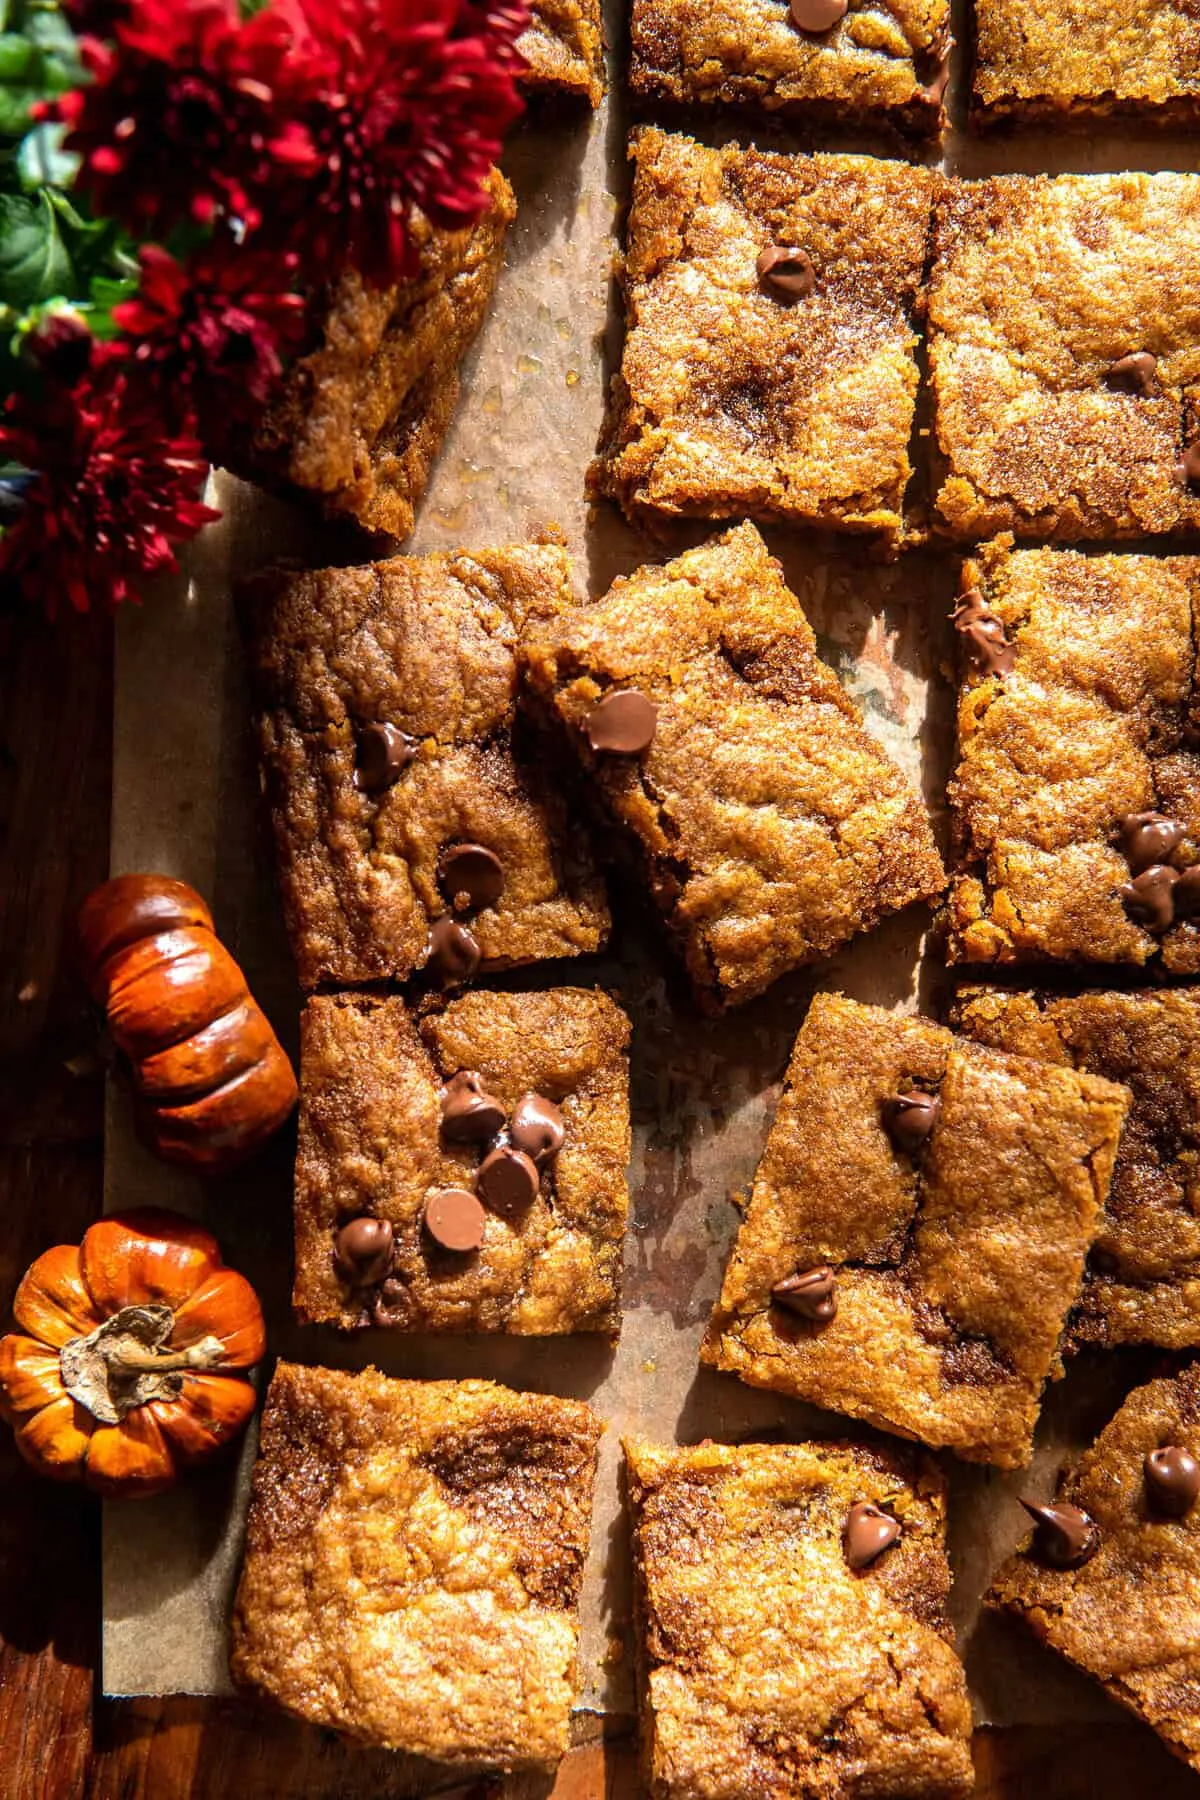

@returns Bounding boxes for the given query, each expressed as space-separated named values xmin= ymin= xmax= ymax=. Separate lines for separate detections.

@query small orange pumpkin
xmin=78 ymin=873 xmax=298 ymax=1171
xmin=0 ymin=1209 xmax=266 ymax=1497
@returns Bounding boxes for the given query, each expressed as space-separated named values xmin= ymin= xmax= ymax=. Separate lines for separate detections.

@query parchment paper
xmin=104 ymin=0 xmax=1200 ymax=1741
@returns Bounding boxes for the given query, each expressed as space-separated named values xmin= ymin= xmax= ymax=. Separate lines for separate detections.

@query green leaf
xmin=0 ymin=187 xmax=71 ymax=307
xmin=86 ymin=270 xmax=137 ymax=337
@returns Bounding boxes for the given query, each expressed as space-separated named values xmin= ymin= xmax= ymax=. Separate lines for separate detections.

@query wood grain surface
xmin=2 ymin=607 xmax=1198 ymax=1799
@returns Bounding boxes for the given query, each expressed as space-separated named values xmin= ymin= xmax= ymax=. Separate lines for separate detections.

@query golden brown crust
xmin=928 ymin=174 xmax=1200 ymax=542
xmin=987 ymin=1365 xmax=1200 ymax=1774
xmin=230 ymin=1363 xmax=601 ymax=1764
xmin=630 ymin=0 xmax=951 ymax=134
xmin=519 ymin=0 xmax=604 ymax=104
xmin=971 ymin=0 xmax=1200 ymax=126
xmin=242 ymin=169 xmax=514 ymax=536
xmin=703 ymin=993 xmax=1130 ymax=1467
xmin=950 ymin=986 xmax=1200 ymax=1352
xmin=624 ymin=1437 xmax=975 ymax=1800
xmin=241 ymin=542 xmax=609 ymax=988
xmin=294 ymin=987 xmax=631 ymax=1334
xmin=520 ymin=524 xmax=946 ymax=1011
xmin=592 ymin=130 xmax=938 ymax=549
xmin=946 ymin=538 xmax=1200 ymax=971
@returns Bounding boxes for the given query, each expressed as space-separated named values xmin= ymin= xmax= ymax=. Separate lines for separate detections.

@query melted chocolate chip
xmin=437 ymin=843 xmax=504 ymax=914
xmin=333 ymin=1216 xmax=394 ymax=1285
xmin=1020 ymin=1498 xmax=1099 ymax=1569
xmin=355 ymin=723 xmax=416 ymax=793
xmin=953 ymin=589 xmax=1016 ymax=676
xmin=1120 ymin=864 xmax=1179 ymax=935
xmin=423 ymin=1187 xmax=487 ymax=1253
xmin=1144 ymin=1446 xmax=1200 ymax=1519
xmin=440 ymin=1070 xmax=507 ymax=1144
xmin=789 ymin=0 xmax=847 ymax=30
xmin=585 ymin=690 xmax=657 ymax=755
xmin=477 ymin=1144 xmax=540 ymax=1215
xmin=510 ymin=1092 xmax=565 ymax=1167
xmin=372 ymin=1275 xmax=410 ymax=1327
xmin=882 ymin=1091 xmax=940 ymax=1157
xmin=1183 ymin=444 xmax=1200 ymax=492
xmin=844 ymin=1501 xmax=901 ymax=1570
xmin=771 ymin=1266 xmax=838 ymax=1323
xmin=1174 ymin=866 xmax=1200 ymax=920
xmin=428 ymin=915 xmax=481 ymax=983
xmin=1118 ymin=810 xmax=1187 ymax=875
xmin=756 ymin=244 xmax=816 ymax=301
xmin=920 ymin=38 xmax=953 ymax=103
xmin=1105 ymin=352 xmax=1157 ymax=396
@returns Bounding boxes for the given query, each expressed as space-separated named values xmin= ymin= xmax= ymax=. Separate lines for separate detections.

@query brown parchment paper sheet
xmin=103 ymin=1 xmax=1200 ymax=1739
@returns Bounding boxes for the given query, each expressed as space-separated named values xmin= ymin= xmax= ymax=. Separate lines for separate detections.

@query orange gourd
xmin=0 ymin=1209 xmax=265 ymax=1497
xmin=78 ymin=873 xmax=298 ymax=1171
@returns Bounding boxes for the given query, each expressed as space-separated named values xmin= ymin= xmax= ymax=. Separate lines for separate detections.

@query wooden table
xmin=3 ymin=606 xmax=1197 ymax=1798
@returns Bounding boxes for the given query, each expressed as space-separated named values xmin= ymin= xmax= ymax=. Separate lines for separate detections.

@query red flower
xmin=268 ymin=0 xmax=528 ymax=286
xmin=0 ymin=346 xmax=219 ymax=618
xmin=113 ymin=245 xmax=308 ymax=453
xmin=52 ymin=0 xmax=316 ymax=240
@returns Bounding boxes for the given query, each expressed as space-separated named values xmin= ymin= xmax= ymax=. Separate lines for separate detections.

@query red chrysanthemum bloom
xmin=51 ymin=0 xmax=316 ymax=240
xmin=113 ymin=244 xmax=308 ymax=454
xmin=0 ymin=347 xmax=219 ymax=618
xmin=268 ymin=0 xmax=528 ymax=286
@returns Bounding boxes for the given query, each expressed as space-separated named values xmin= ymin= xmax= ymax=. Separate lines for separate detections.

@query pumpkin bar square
xmin=294 ymin=986 xmax=631 ymax=1334
xmin=592 ymin=130 xmax=938 ymax=549
xmin=987 ymin=1364 xmax=1200 ymax=1776
xmin=231 ymin=1362 xmax=601 ymax=1765
xmin=703 ymin=993 xmax=1130 ymax=1467
xmin=946 ymin=539 xmax=1200 ymax=972
xmin=951 ymin=986 xmax=1200 ymax=1354
xmin=928 ymin=172 xmax=1200 ymax=542
xmin=629 ymin=0 xmax=952 ymax=138
xmin=971 ymin=0 xmax=1200 ymax=128
xmin=239 ymin=168 xmax=514 ymax=537
xmin=520 ymin=523 xmax=946 ymax=1012
xmin=519 ymin=0 xmax=604 ymax=105
xmin=624 ymin=1437 xmax=975 ymax=1800
xmin=242 ymin=542 xmax=609 ymax=989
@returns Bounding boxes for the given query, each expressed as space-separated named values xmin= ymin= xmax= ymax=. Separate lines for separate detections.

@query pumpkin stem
xmin=102 ymin=1336 xmax=226 ymax=1377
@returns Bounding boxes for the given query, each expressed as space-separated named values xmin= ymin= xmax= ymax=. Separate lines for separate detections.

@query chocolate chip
xmin=844 ymin=1502 xmax=901 ymax=1570
xmin=477 ymin=1144 xmax=540 ymax=1215
xmin=1020 ymin=1498 xmax=1099 ymax=1569
xmin=789 ymin=0 xmax=847 ymax=31
xmin=1119 ymin=864 xmax=1178 ymax=935
xmin=771 ymin=1266 xmax=837 ymax=1323
xmin=440 ymin=1070 xmax=507 ymax=1144
xmin=372 ymin=1275 xmax=410 ymax=1327
xmin=882 ymin=1091 xmax=940 ymax=1157
xmin=953 ymin=589 xmax=1016 ymax=676
xmin=585 ymin=690 xmax=657 ymax=755
xmin=1118 ymin=811 xmax=1187 ymax=875
xmin=423 ymin=1187 xmax=486 ymax=1253
xmin=1174 ymin=866 xmax=1200 ymax=920
xmin=1105 ymin=352 xmax=1157 ymax=396
xmin=1145 ymin=1446 xmax=1200 ymax=1519
xmin=437 ymin=843 xmax=504 ymax=914
xmin=355 ymin=723 xmax=416 ymax=793
xmin=756 ymin=244 xmax=816 ymax=301
xmin=333 ymin=1216 xmax=394 ymax=1285
xmin=1183 ymin=444 xmax=1200 ymax=492
xmin=428 ymin=915 xmax=481 ymax=983
xmin=510 ymin=1092 xmax=565 ymax=1167
xmin=920 ymin=37 xmax=953 ymax=103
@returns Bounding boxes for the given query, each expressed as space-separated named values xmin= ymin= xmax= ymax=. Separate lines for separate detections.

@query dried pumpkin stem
xmin=102 ymin=1337 xmax=226 ymax=1377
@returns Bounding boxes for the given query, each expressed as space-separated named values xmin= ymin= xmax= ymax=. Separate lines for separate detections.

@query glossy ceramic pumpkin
xmin=78 ymin=873 xmax=297 ymax=1171
xmin=0 ymin=1210 xmax=265 ymax=1497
